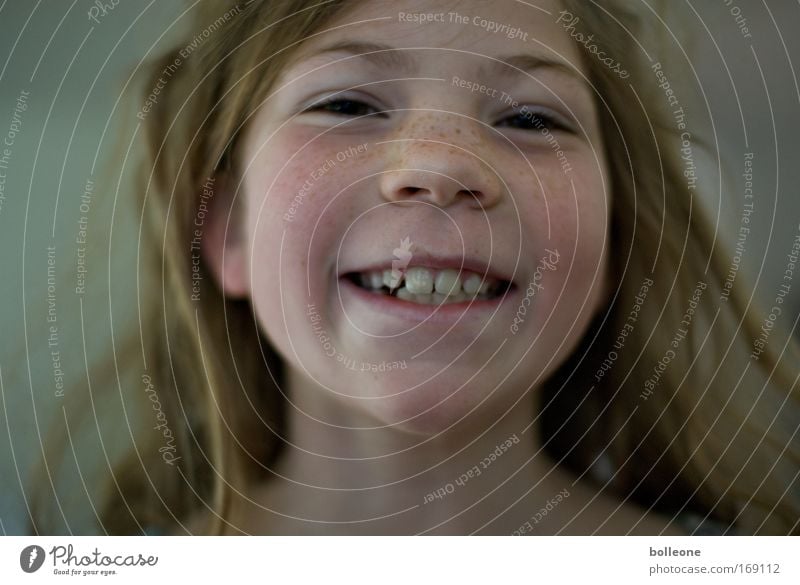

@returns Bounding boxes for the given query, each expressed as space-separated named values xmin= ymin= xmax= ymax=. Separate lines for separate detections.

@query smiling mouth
xmin=343 ymin=266 xmax=513 ymax=305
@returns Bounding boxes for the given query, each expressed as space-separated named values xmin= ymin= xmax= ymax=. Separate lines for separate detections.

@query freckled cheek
xmin=515 ymin=163 xmax=608 ymax=234
xmin=517 ymin=173 xmax=609 ymax=290
xmin=244 ymin=169 xmax=363 ymax=309
xmin=245 ymin=215 xmax=330 ymax=354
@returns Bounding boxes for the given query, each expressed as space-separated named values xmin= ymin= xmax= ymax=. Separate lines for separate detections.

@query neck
xmin=249 ymin=366 xmax=570 ymax=534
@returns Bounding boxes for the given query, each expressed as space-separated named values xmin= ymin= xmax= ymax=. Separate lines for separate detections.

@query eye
xmin=497 ymin=107 xmax=570 ymax=133
xmin=304 ymin=98 xmax=385 ymax=118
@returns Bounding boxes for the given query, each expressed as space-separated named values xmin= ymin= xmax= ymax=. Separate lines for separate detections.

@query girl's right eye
xmin=303 ymin=98 xmax=383 ymax=118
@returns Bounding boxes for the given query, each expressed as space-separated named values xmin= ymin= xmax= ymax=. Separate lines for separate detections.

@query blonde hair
xmin=34 ymin=0 xmax=799 ymax=534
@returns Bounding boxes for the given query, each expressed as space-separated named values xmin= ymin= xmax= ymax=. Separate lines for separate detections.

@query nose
xmin=379 ymin=138 xmax=503 ymax=210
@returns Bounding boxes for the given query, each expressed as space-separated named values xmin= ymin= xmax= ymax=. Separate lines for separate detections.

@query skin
xmin=201 ymin=0 xmax=683 ymax=534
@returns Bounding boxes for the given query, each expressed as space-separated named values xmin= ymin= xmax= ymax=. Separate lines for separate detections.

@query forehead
xmin=287 ymin=0 xmax=582 ymax=73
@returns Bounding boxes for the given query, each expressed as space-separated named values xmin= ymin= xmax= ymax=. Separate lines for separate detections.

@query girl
xmin=34 ymin=0 xmax=799 ymax=535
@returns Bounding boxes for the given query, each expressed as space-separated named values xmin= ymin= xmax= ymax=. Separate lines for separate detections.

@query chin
xmin=356 ymin=376 xmax=505 ymax=437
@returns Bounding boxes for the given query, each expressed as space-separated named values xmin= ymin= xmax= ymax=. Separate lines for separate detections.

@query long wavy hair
xmin=32 ymin=0 xmax=799 ymax=534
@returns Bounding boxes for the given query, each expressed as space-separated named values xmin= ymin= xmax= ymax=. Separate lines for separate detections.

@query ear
xmin=200 ymin=174 xmax=249 ymax=299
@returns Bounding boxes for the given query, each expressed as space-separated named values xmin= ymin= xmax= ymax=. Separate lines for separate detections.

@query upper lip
xmin=338 ymin=251 xmax=518 ymax=284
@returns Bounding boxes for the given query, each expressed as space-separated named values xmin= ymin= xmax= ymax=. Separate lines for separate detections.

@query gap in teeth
xmin=356 ymin=267 xmax=504 ymax=304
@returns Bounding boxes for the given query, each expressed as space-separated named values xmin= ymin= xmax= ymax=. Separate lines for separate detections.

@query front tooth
xmin=396 ymin=286 xmax=415 ymax=301
xmin=369 ymin=271 xmax=383 ymax=289
xmin=435 ymin=269 xmax=461 ymax=296
xmin=383 ymin=269 xmax=402 ymax=289
xmin=404 ymin=267 xmax=434 ymax=294
xmin=462 ymin=273 xmax=483 ymax=295
xmin=413 ymin=293 xmax=436 ymax=304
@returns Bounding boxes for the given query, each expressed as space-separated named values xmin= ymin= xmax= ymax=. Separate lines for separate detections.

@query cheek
xmin=517 ymin=159 xmax=610 ymax=327
xmin=521 ymin=158 xmax=609 ymax=261
xmin=240 ymin=136 xmax=365 ymax=367
xmin=499 ymin=160 xmax=610 ymax=384
xmin=551 ymin=184 xmax=609 ymax=278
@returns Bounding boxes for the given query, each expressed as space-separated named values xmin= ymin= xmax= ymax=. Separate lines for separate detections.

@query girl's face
xmin=216 ymin=0 xmax=611 ymax=433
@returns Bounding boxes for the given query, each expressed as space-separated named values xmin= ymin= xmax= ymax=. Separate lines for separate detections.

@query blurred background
xmin=1 ymin=0 xmax=798 ymax=534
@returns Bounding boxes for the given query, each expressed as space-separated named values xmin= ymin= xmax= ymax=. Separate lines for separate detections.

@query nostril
xmin=399 ymin=187 xmax=423 ymax=196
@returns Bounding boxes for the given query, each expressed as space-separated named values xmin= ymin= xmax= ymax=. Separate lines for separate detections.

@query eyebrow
xmin=299 ymin=41 xmax=415 ymax=71
xmin=483 ymin=53 xmax=582 ymax=83
xmin=302 ymin=41 xmax=583 ymax=83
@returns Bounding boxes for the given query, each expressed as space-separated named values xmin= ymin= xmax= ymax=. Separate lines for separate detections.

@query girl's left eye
xmin=304 ymin=98 xmax=383 ymax=118
xmin=496 ymin=109 xmax=570 ymax=133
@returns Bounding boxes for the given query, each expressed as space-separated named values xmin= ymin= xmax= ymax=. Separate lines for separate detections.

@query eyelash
xmin=496 ymin=109 xmax=568 ymax=132
xmin=304 ymin=98 xmax=570 ymax=132
xmin=304 ymin=98 xmax=386 ymax=119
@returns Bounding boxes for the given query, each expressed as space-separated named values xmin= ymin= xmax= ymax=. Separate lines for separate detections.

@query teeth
xmin=404 ymin=267 xmax=434 ymax=294
xmin=354 ymin=265 xmax=508 ymax=304
xmin=434 ymin=269 xmax=461 ymax=296
xmin=396 ymin=287 xmax=415 ymax=301
xmin=368 ymin=271 xmax=384 ymax=289
xmin=462 ymin=273 xmax=482 ymax=295
xmin=395 ymin=287 xmax=459 ymax=305
xmin=383 ymin=269 xmax=401 ymax=289
xmin=461 ymin=274 xmax=491 ymax=295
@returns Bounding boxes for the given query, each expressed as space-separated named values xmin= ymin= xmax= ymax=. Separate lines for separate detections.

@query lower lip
xmin=337 ymin=277 xmax=516 ymax=324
